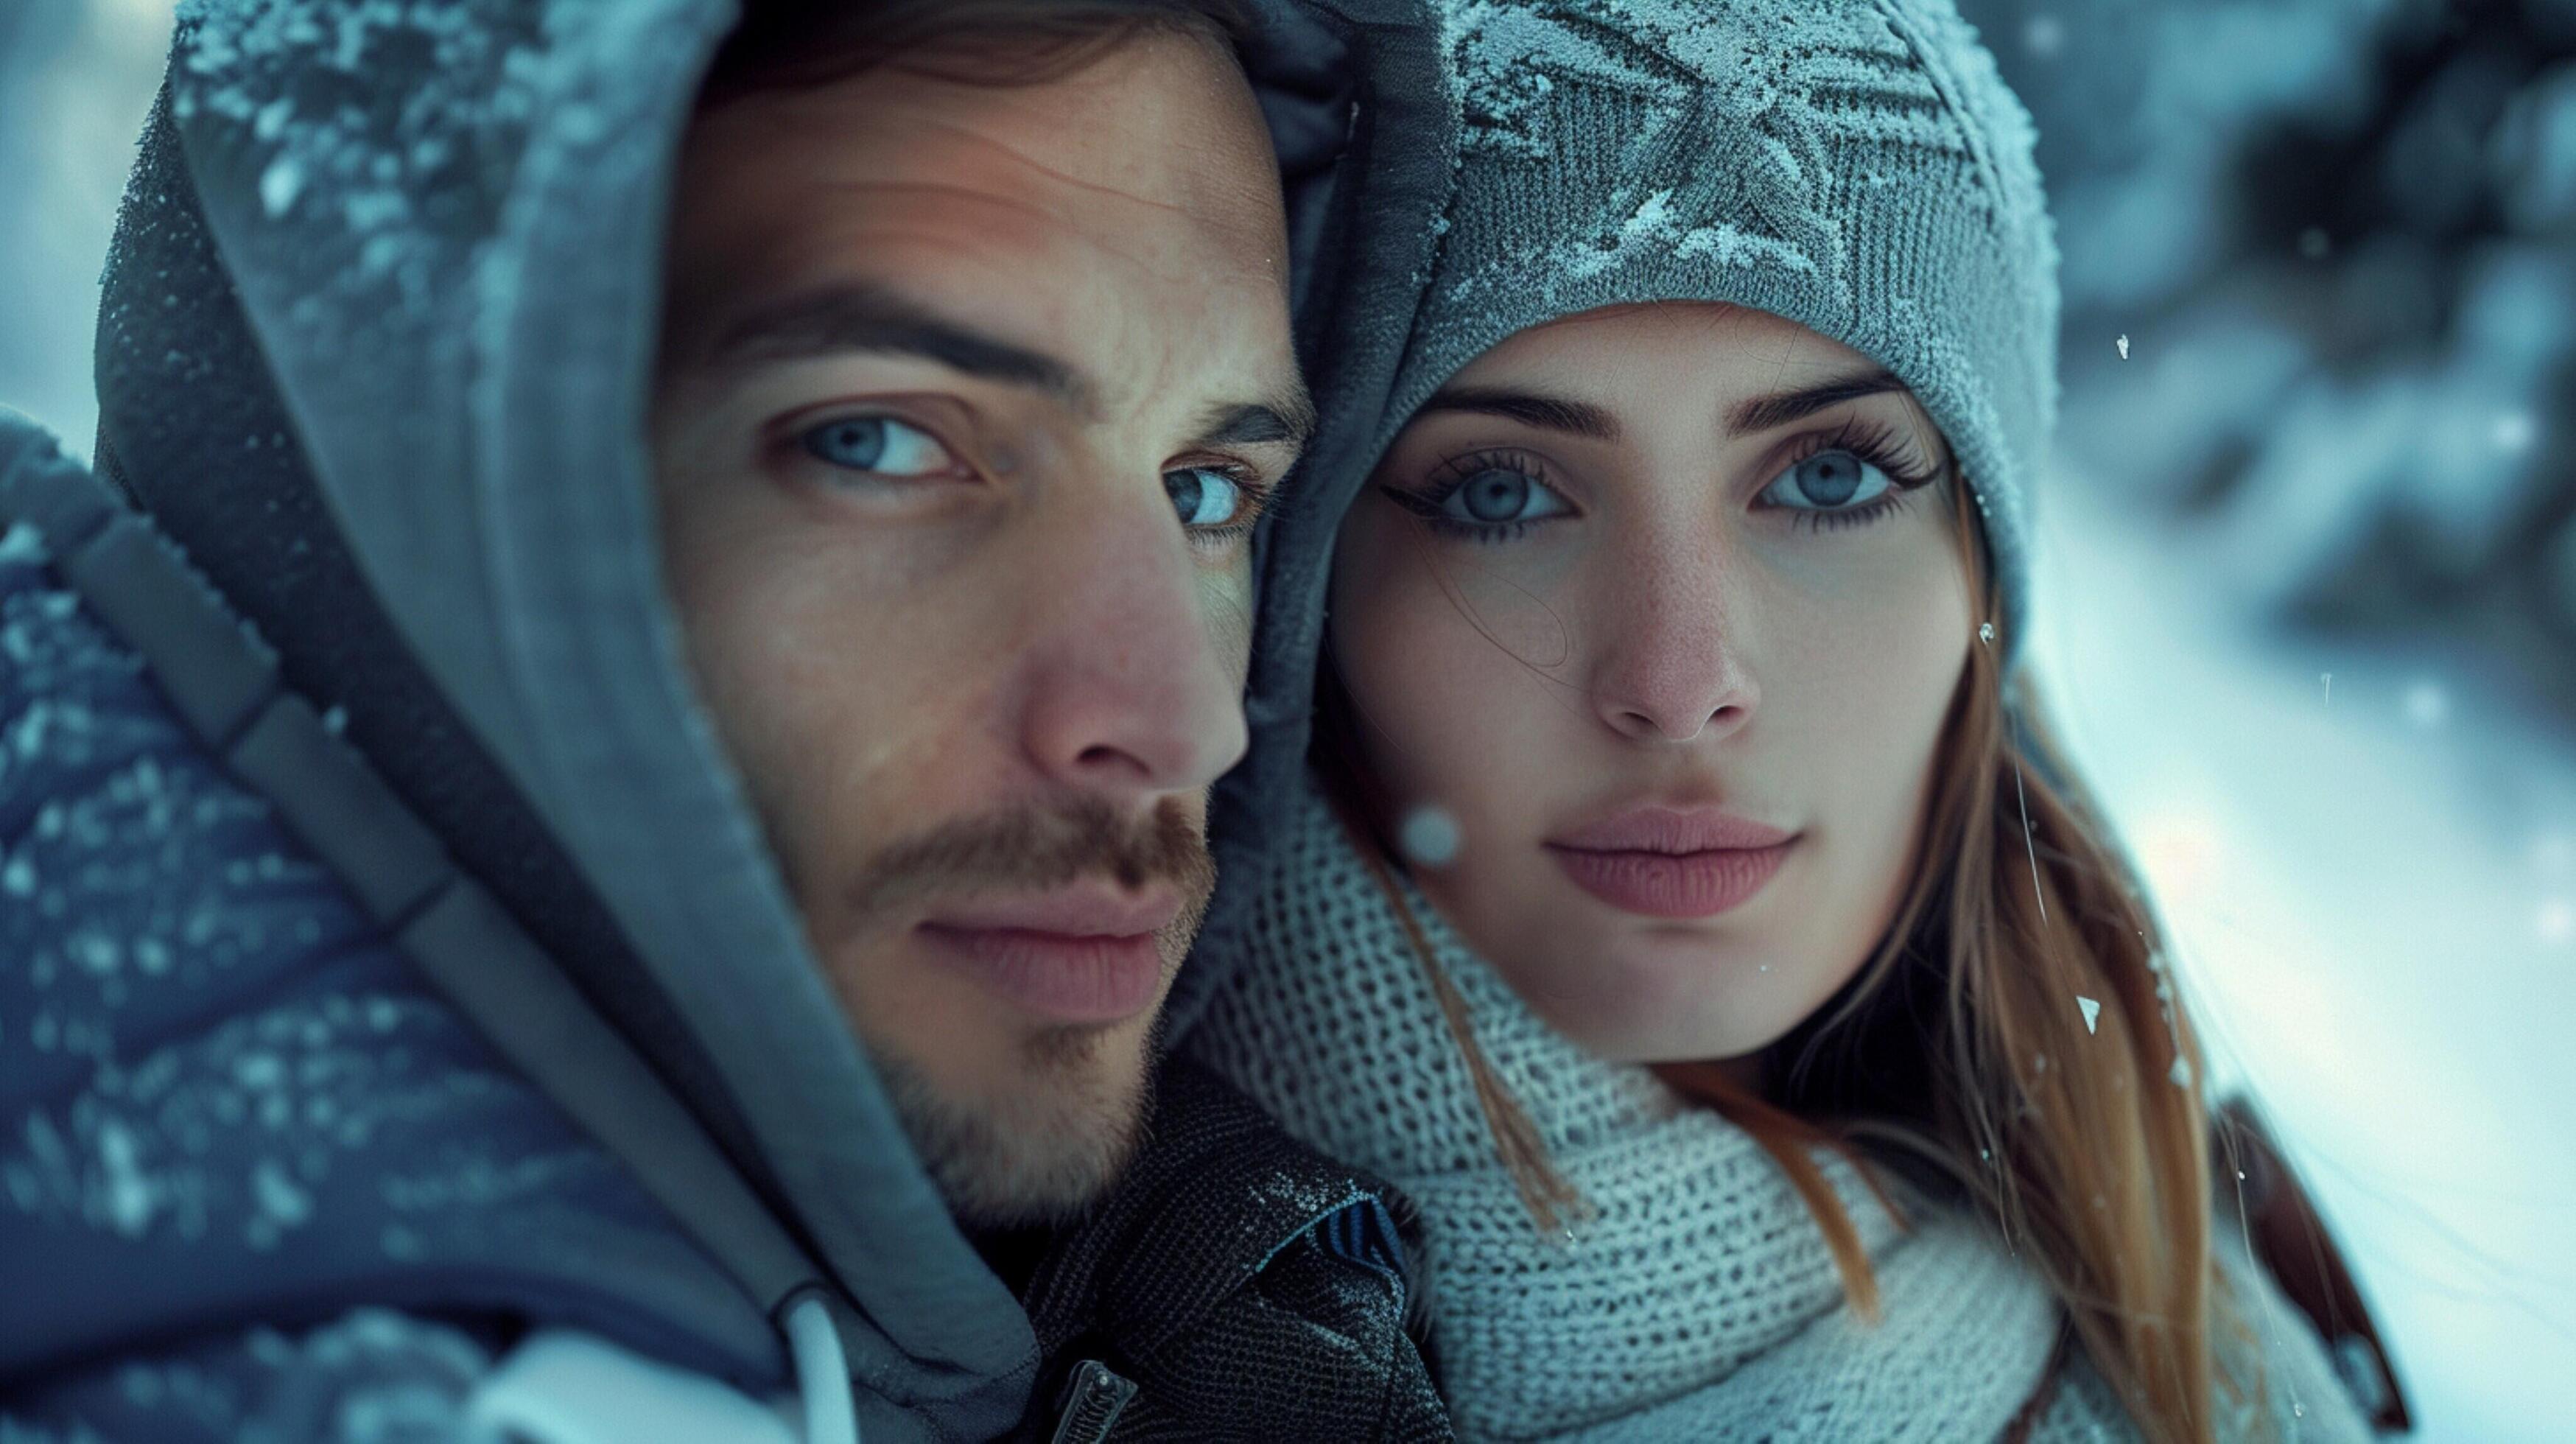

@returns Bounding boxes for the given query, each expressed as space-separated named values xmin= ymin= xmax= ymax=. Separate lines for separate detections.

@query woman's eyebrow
xmin=1726 ymin=368 xmax=1903 ymax=435
xmin=1415 ymin=386 xmax=1620 ymax=441
xmin=1422 ymin=369 xmax=1906 ymax=443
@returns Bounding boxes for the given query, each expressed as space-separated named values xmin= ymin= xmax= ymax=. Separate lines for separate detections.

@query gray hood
xmin=93 ymin=0 xmax=1452 ymax=1429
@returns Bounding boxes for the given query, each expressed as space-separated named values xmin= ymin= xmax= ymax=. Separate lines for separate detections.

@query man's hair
xmin=701 ymin=0 xmax=1257 ymax=105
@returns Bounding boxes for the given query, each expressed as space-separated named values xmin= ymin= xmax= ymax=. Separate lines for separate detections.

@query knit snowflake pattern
xmin=1436 ymin=0 xmax=1914 ymax=309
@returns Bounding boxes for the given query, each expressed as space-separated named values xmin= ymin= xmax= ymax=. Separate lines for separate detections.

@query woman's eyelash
xmin=1775 ymin=416 xmax=1944 ymax=534
xmin=1410 ymin=447 xmax=1554 ymax=506
xmin=1787 ymin=415 xmax=1942 ymax=488
xmin=1382 ymin=424 xmax=1944 ymax=542
xmin=1380 ymin=449 xmax=1557 ymax=542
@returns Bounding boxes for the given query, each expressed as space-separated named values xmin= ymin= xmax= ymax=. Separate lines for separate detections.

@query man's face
xmin=653 ymin=30 xmax=1305 ymax=1227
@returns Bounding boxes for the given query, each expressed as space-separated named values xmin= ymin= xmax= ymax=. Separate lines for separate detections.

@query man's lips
xmin=1545 ymin=805 xmax=1797 ymax=919
xmin=916 ymin=884 xmax=1182 ymax=1026
xmin=922 ymin=885 xmax=1183 ymax=939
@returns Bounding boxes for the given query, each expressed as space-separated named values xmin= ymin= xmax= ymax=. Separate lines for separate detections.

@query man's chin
xmin=872 ymin=1018 xmax=1158 ymax=1229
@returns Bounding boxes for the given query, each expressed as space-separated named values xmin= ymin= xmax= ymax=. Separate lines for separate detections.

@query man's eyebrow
xmin=1193 ymin=390 xmax=1318 ymax=454
xmin=703 ymin=282 xmax=1095 ymax=413
xmin=1415 ymin=386 xmax=1619 ymax=441
xmin=1727 ymin=368 xmax=1903 ymax=435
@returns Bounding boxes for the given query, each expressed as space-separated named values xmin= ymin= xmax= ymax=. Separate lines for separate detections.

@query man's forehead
xmin=661 ymin=235 xmax=1310 ymax=463
xmin=668 ymin=50 xmax=1293 ymax=356
xmin=677 ymin=31 xmax=1285 ymax=262
xmin=678 ymin=233 xmax=1292 ymax=396
xmin=659 ymin=30 xmax=1303 ymax=452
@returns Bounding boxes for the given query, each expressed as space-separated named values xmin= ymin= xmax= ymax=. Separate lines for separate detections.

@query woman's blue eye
xmin=799 ymin=416 xmax=956 ymax=477
xmin=1443 ymin=468 xmax=1567 ymax=525
xmin=1165 ymin=467 xmax=1246 ymax=528
xmin=1761 ymin=449 xmax=1894 ymax=511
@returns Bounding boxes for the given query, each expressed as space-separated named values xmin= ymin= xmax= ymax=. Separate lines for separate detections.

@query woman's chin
xmin=1512 ymin=932 xmax=1810 ymax=1065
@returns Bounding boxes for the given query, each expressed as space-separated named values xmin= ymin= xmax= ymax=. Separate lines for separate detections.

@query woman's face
xmin=1330 ymin=303 xmax=1975 ymax=1064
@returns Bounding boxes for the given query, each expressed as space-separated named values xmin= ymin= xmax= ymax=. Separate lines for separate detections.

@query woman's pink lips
xmin=1545 ymin=807 xmax=1798 ymax=919
xmin=1546 ymin=843 xmax=1793 ymax=919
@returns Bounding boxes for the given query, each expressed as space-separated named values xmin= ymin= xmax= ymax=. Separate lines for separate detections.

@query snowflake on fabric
xmin=1579 ymin=83 xmax=1837 ymax=283
xmin=1442 ymin=0 xmax=1678 ymax=157
xmin=1439 ymin=0 xmax=1843 ymax=308
xmin=170 ymin=0 xmax=551 ymax=307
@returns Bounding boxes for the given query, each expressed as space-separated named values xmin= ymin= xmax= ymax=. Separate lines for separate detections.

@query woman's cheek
xmin=1334 ymin=526 xmax=1560 ymax=904
xmin=1331 ymin=518 xmax=1452 ymax=805
xmin=1805 ymin=522 xmax=1973 ymax=960
xmin=1351 ymin=568 xmax=1502 ymax=804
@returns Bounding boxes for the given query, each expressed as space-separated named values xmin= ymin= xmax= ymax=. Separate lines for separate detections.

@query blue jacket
xmin=0 ymin=416 xmax=782 ymax=1432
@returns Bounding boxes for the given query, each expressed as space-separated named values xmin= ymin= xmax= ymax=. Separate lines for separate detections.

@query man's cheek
xmin=1198 ymin=558 xmax=1257 ymax=689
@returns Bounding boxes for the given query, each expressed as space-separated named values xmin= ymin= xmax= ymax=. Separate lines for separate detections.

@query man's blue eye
xmin=1165 ymin=467 xmax=1246 ymax=528
xmin=1443 ymin=468 xmax=1565 ymax=525
xmin=799 ymin=416 xmax=955 ymax=477
xmin=1762 ymin=449 xmax=1892 ymax=510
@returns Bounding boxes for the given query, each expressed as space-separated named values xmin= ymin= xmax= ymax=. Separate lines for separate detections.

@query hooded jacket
xmin=0 ymin=0 xmax=1457 ymax=1437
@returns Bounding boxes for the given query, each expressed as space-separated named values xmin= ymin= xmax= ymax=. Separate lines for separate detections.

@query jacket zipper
xmin=1047 ymin=1359 xmax=1138 ymax=1443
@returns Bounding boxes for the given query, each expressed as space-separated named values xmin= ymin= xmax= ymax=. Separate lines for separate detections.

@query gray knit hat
xmin=1389 ymin=0 xmax=2058 ymax=656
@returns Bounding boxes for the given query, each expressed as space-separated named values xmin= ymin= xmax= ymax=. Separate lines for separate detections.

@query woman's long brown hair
xmin=1316 ymin=477 xmax=2239 ymax=1443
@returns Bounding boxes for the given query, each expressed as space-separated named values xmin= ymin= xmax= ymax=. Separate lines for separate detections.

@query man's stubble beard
xmin=872 ymin=1008 xmax=1164 ymax=1230
xmin=835 ymin=797 xmax=1215 ymax=1228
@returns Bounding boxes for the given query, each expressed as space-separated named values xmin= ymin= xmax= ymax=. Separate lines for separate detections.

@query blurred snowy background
xmin=2 ymin=0 xmax=2571 ymax=1436
xmin=1962 ymin=3 xmax=2576 ymax=1437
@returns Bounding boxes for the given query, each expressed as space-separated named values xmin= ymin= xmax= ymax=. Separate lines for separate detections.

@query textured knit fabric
xmin=1185 ymin=776 xmax=2064 ymax=1440
xmin=1386 ymin=0 xmax=2057 ymax=661
xmin=1186 ymin=774 xmax=2378 ymax=1443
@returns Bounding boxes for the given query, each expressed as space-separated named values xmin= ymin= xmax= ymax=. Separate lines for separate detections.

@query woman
xmin=1185 ymin=0 xmax=2389 ymax=1438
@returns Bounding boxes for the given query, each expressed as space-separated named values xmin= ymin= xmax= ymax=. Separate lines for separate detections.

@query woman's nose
xmin=1584 ymin=550 xmax=1760 ymax=744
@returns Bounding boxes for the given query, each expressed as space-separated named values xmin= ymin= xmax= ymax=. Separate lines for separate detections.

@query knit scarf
xmin=1184 ymin=774 xmax=2063 ymax=1441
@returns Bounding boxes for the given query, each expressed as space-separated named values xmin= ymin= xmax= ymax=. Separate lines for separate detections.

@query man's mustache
xmin=844 ymin=795 xmax=1215 ymax=925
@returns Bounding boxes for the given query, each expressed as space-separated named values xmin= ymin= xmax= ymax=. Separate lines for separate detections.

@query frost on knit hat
xmin=1393 ymin=0 xmax=2060 ymax=656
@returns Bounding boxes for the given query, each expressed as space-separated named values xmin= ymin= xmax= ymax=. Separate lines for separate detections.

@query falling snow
xmin=2540 ymin=899 xmax=2574 ymax=947
xmin=2402 ymin=679 xmax=2450 ymax=729
xmin=1399 ymin=805 xmax=1462 ymax=868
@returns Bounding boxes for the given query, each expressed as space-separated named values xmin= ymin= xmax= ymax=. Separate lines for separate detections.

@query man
xmin=653 ymin=9 xmax=1302 ymax=1228
xmin=0 ymin=0 xmax=1450 ymax=1437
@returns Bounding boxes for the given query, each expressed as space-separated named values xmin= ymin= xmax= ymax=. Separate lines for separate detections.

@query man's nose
xmin=1016 ymin=497 xmax=1250 ymax=798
